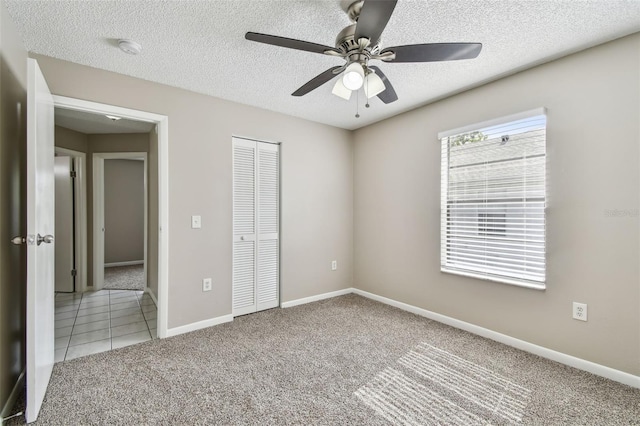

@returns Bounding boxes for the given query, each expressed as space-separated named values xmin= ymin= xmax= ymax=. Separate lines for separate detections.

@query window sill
xmin=441 ymin=267 xmax=546 ymax=290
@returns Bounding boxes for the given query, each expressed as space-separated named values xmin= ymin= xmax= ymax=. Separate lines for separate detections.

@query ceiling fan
xmin=245 ymin=0 xmax=482 ymax=105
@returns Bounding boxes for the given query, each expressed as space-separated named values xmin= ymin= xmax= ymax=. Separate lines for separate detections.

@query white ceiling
xmin=55 ymin=107 xmax=154 ymax=134
xmin=6 ymin=1 xmax=640 ymax=130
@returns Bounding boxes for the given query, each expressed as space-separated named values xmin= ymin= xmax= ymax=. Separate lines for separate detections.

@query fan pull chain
xmin=355 ymin=89 xmax=360 ymax=118
xmin=365 ymin=74 xmax=370 ymax=108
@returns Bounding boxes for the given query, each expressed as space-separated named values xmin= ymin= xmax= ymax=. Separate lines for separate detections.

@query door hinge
xmin=71 ymin=269 xmax=77 ymax=277
xmin=70 ymin=171 xmax=77 ymax=178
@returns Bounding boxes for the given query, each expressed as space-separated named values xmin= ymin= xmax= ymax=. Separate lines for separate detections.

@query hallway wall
xmin=104 ymin=159 xmax=145 ymax=265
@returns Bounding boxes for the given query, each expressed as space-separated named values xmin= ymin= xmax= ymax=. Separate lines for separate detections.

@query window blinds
xmin=440 ymin=110 xmax=547 ymax=289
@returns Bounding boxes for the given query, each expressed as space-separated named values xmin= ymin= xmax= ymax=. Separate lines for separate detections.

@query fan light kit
xmin=118 ymin=39 xmax=142 ymax=55
xmin=342 ymin=63 xmax=364 ymax=90
xmin=245 ymin=0 xmax=482 ymax=117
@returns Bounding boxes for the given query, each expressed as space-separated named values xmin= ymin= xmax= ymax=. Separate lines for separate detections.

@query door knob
xmin=37 ymin=234 xmax=54 ymax=246
xmin=240 ymin=236 xmax=245 ymax=240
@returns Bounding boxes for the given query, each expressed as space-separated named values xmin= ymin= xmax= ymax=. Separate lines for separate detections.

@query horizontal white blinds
xmin=440 ymin=114 xmax=547 ymax=287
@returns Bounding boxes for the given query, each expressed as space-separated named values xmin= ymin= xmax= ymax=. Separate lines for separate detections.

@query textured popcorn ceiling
xmin=55 ymin=107 xmax=154 ymax=134
xmin=5 ymin=0 xmax=640 ymax=130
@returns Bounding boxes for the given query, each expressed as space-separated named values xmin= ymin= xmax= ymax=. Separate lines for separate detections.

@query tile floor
xmin=54 ymin=290 xmax=157 ymax=362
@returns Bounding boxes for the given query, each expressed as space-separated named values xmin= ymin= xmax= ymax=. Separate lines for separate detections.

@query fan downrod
xmin=340 ymin=0 xmax=365 ymax=22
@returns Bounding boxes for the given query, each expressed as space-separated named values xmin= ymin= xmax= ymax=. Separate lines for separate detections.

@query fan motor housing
xmin=335 ymin=24 xmax=381 ymax=55
xmin=335 ymin=24 xmax=358 ymax=52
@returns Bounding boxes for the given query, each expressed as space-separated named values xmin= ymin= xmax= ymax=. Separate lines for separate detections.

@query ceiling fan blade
xmin=354 ymin=0 xmax=398 ymax=45
xmin=246 ymin=32 xmax=339 ymax=55
xmin=381 ymin=43 xmax=482 ymax=63
xmin=292 ymin=66 xmax=343 ymax=97
xmin=369 ymin=66 xmax=397 ymax=104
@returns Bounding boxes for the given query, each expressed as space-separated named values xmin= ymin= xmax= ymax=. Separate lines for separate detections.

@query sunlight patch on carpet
xmin=355 ymin=367 xmax=485 ymax=426
xmin=356 ymin=343 xmax=531 ymax=425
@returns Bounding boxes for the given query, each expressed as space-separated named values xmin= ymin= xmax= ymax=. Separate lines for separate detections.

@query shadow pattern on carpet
xmin=8 ymin=294 xmax=640 ymax=425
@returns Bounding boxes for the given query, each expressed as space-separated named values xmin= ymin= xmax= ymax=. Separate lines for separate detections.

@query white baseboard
xmin=105 ymin=260 xmax=144 ymax=268
xmin=281 ymin=288 xmax=353 ymax=308
xmin=166 ymin=314 xmax=233 ymax=338
xmin=1 ymin=369 xmax=24 ymax=422
xmin=144 ymin=286 xmax=158 ymax=305
xmin=352 ymin=288 xmax=640 ymax=389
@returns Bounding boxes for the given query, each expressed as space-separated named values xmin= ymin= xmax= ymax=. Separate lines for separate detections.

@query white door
xmin=26 ymin=58 xmax=55 ymax=423
xmin=54 ymin=156 xmax=74 ymax=292
xmin=232 ymin=138 xmax=279 ymax=316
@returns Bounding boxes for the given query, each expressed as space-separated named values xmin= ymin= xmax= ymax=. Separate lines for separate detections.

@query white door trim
xmin=93 ymin=152 xmax=148 ymax=292
xmin=52 ymin=95 xmax=170 ymax=339
xmin=54 ymin=147 xmax=87 ymax=292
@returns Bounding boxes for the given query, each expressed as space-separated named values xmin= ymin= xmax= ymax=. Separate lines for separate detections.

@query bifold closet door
xmin=232 ymin=137 xmax=279 ymax=317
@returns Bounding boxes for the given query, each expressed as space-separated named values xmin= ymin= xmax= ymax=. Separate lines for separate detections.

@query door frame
xmin=93 ymin=152 xmax=148 ymax=290
xmin=52 ymin=95 xmax=170 ymax=338
xmin=54 ymin=147 xmax=88 ymax=292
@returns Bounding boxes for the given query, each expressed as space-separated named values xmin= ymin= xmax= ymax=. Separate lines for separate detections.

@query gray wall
xmin=353 ymin=33 xmax=640 ymax=375
xmin=34 ymin=54 xmax=355 ymax=329
xmin=0 ymin=2 xmax=27 ymax=413
xmin=55 ymin=125 xmax=88 ymax=152
xmin=104 ymin=159 xmax=144 ymax=264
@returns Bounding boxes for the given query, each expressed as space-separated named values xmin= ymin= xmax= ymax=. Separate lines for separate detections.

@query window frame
xmin=439 ymin=108 xmax=547 ymax=290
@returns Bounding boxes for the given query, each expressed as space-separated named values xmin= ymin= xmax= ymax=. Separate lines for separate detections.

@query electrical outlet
xmin=191 ymin=215 xmax=202 ymax=229
xmin=331 ymin=260 xmax=337 ymax=271
xmin=202 ymin=278 xmax=212 ymax=292
xmin=572 ymin=302 xmax=587 ymax=321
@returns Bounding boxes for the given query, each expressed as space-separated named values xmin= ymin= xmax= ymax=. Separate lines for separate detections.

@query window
xmin=439 ymin=109 xmax=547 ymax=289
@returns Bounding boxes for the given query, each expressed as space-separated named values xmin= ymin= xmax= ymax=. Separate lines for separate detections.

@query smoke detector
xmin=118 ymin=39 xmax=142 ymax=55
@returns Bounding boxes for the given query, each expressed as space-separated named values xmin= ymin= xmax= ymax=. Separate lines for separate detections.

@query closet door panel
xmin=233 ymin=239 xmax=256 ymax=315
xmin=232 ymin=137 xmax=279 ymax=316
xmin=256 ymin=143 xmax=279 ymax=311
xmin=232 ymin=138 xmax=257 ymax=316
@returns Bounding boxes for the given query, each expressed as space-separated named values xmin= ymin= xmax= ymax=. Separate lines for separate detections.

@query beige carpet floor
xmin=103 ymin=265 xmax=145 ymax=291
xmin=8 ymin=294 xmax=640 ymax=425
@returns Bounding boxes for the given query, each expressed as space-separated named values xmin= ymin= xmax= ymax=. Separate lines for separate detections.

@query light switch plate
xmin=191 ymin=215 xmax=201 ymax=229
